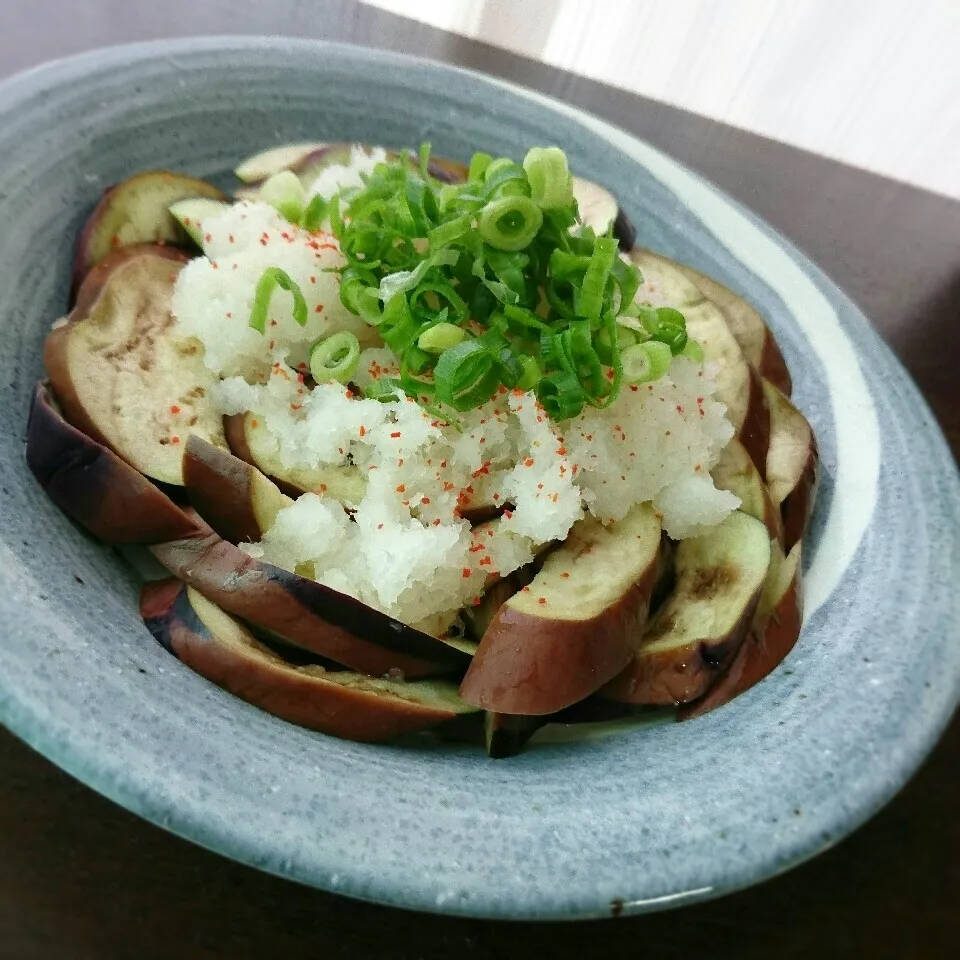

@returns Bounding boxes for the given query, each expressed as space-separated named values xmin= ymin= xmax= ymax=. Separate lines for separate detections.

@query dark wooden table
xmin=2 ymin=2 xmax=959 ymax=957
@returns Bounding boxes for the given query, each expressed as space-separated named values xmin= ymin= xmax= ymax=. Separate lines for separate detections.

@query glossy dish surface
xmin=0 ymin=38 xmax=957 ymax=919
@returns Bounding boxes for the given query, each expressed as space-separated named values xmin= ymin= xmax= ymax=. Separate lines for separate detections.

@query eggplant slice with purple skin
xmin=603 ymin=511 xmax=771 ymax=707
xmin=149 ymin=514 xmax=473 ymax=680
xmin=460 ymin=502 xmax=662 ymax=716
xmin=71 ymin=170 xmax=226 ymax=298
xmin=45 ymin=245 xmax=226 ymax=486
xmin=141 ymin=580 xmax=476 ymax=743
xmin=26 ymin=381 xmax=198 ymax=545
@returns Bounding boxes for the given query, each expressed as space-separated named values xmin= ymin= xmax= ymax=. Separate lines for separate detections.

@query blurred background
xmin=362 ymin=0 xmax=960 ymax=199
xmin=4 ymin=0 xmax=957 ymax=199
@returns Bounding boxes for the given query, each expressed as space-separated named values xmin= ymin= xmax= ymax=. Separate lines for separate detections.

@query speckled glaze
xmin=0 ymin=39 xmax=957 ymax=920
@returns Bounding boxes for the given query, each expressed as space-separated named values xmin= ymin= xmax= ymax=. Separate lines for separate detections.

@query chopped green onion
xmin=622 ymin=341 xmax=672 ymax=384
xmin=680 ymin=338 xmax=705 ymax=363
xmin=517 ymin=355 xmax=543 ymax=390
xmin=380 ymin=295 xmax=422 ymax=355
xmin=429 ymin=214 xmax=473 ymax=250
xmin=468 ymin=152 xmax=492 ymax=182
xmin=418 ymin=321 xmax=467 ymax=354
xmin=418 ymin=142 xmax=432 ymax=179
xmin=577 ymin=236 xmax=617 ymax=322
xmin=638 ymin=305 xmax=689 ymax=354
xmin=523 ymin=146 xmax=573 ymax=210
xmin=478 ymin=196 xmax=543 ymax=251
xmin=310 ymin=332 xmax=361 ymax=384
xmin=259 ymin=170 xmax=307 ymax=224
xmin=538 ymin=370 xmax=585 ymax=420
xmin=300 ymin=194 xmax=329 ymax=232
xmin=365 ymin=379 xmax=402 ymax=402
xmin=249 ymin=268 xmax=308 ymax=334
xmin=434 ymin=340 xmax=501 ymax=411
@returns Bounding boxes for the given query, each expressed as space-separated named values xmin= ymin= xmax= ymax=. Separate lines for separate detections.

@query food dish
xmin=0 ymin=38 xmax=957 ymax=919
xmin=30 ymin=140 xmax=817 ymax=753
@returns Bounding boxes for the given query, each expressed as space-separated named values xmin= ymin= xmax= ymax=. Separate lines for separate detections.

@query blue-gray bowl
xmin=0 ymin=37 xmax=957 ymax=920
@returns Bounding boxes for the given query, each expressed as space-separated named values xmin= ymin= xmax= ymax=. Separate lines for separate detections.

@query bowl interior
xmin=0 ymin=38 xmax=957 ymax=920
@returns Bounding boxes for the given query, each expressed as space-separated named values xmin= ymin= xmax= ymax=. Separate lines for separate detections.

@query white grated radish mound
xmin=171 ymin=202 xmax=378 ymax=379
xmin=225 ymin=357 xmax=736 ymax=626
xmin=168 ymin=152 xmax=741 ymax=629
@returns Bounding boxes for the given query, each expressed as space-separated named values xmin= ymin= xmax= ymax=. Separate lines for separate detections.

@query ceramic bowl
xmin=0 ymin=38 xmax=957 ymax=919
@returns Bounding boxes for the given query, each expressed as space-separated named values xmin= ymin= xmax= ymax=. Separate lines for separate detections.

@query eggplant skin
xmin=140 ymin=579 xmax=473 ymax=742
xmin=26 ymin=381 xmax=198 ymax=544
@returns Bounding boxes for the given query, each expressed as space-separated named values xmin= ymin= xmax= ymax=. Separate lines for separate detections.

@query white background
xmin=363 ymin=0 xmax=960 ymax=200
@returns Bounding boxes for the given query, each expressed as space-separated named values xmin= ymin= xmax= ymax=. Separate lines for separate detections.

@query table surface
xmin=2 ymin=2 xmax=959 ymax=957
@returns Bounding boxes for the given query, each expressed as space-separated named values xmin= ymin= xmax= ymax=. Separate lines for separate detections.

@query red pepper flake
xmin=443 ymin=482 xmax=455 ymax=492
xmin=538 ymin=597 xmax=547 ymax=605
xmin=170 ymin=436 xmax=180 ymax=445
xmin=676 ymin=405 xmax=684 ymax=414
xmin=462 ymin=568 xmax=471 ymax=579
xmin=469 ymin=543 xmax=485 ymax=553
xmin=269 ymin=319 xmax=278 ymax=327
xmin=315 ymin=304 xmax=324 ymax=314
xmin=479 ymin=556 xmax=492 ymax=566
xmin=560 ymin=572 xmax=570 ymax=579
xmin=629 ymin=385 xmax=639 ymax=392
xmin=169 ymin=405 xmax=181 ymax=415
xmin=420 ymin=497 xmax=431 ymax=505
xmin=503 ymin=509 xmax=514 ymax=519
xmin=319 ymin=484 xmax=328 ymax=493
xmin=512 ymin=388 xmax=524 ymax=397
xmin=440 ymin=460 xmax=447 ymax=469
xmin=395 ymin=484 xmax=406 ymax=493
xmin=606 ymin=369 xmax=615 ymax=381
xmin=359 ymin=425 xmax=366 ymax=437
xmin=432 ymin=518 xmax=442 ymax=526
xmin=377 ymin=522 xmax=384 ymax=530
xmin=523 ymin=458 xmax=535 ymax=467
xmin=550 ymin=493 xmax=559 ymax=503
xmin=290 ymin=403 xmax=302 ymax=411
xmin=585 ymin=434 xmax=593 ymax=442
xmin=556 ymin=446 xmax=567 ymax=456
xmin=110 ymin=235 xmax=121 ymax=248
xmin=390 ymin=431 xmax=401 ymax=438
xmin=250 ymin=419 xmax=259 ymax=428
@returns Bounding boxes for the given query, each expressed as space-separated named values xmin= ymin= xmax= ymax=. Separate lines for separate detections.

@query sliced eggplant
xmin=763 ymin=380 xmax=820 ymax=550
xmin=183 ymin=435 xmax=293 ymax=545
xmin=711 ymin=437 xmax=783 ymax=543
xmin=602 ymin=510 xmax=771 ymax=706
xmin=459 ymin=502 xmax=662 ymax=716
xmin=149 ymin=516 xmax=471 ymax=679
xmin=223 ymin=411 xmax=366 ymax=504
xmin=141 ymin=581 xmax=475 ymax=742
xmin=570 ymin=175 xmax=636 ymax=250
xmin=629 ymin=249 xmax=771 ymax=475
xmin=72 ymin=170 xmax=225 ymax=295
xmin=681 ymin=540 xmax=803 ymax=719
xmin=168 ymin=197 xmax=233 ymax=246
xmin=26 ymin=381 xmax=198 ymax=544
xmin=45 ymin=247 xmax=226 ymax=486
xmin=676 ymin=261 xmax=792 ymax=397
